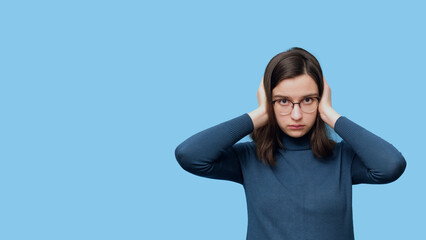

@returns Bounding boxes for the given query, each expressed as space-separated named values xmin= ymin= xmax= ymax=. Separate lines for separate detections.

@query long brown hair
xmin=250 ymin=47 xmax=335 ymax=166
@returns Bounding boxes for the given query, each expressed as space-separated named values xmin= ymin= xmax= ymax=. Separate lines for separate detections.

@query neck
xmin=280 ymin=129 xmax=312 ymax=150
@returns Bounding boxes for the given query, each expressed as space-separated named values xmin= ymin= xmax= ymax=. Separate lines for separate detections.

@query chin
xmin=284 ymin=130 xmax=308 ymax=138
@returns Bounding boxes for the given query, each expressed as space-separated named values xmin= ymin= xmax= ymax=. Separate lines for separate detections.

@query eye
xmin=278 ymin=99 xmax=290 ymax=105
xmin=303 ymin=97 xmax=313 ymax=104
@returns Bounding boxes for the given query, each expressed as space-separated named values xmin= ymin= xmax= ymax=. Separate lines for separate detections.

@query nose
xmin=291 ymin=104 xmax=302 ymax=120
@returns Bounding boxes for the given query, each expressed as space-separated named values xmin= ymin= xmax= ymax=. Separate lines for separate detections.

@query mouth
xmin=289 ymin=125 xmax=305 ymax=130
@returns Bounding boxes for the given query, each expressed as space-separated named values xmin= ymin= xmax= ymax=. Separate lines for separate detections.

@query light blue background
xmin=1 ymin=1 xmax=424 ymax=239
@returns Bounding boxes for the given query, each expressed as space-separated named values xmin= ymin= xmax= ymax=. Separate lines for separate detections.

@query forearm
xmin=335 ymin=117 xmax=406 ymax=183
xmin=175 ymin=114 xmax=254 ymax=176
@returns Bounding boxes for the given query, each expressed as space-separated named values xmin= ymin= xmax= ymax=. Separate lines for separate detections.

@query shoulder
xmin=232 ymin=140 xmax=257 ymax=162
xmin=233 ymin=140 xmax=256 ymax=154
xmin=332 ymin=140 xmax=356 ymax=159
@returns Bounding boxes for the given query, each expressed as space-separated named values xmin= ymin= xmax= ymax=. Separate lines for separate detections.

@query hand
xmin=249 ymin=77 xmax=269 ymax=129
xmin=256 ymin=77 xmax=267 ymax=110
xmin=318 ymin=77 xmax=341 ymax=129
xmin=318 ymin=77 xmax=332 ymax=113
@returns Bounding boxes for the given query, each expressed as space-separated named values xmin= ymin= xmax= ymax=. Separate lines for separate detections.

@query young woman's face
xmin=272 ymin=74 xmax=319 ymax=138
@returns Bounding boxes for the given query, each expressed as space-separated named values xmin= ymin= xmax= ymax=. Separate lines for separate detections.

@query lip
xmin=289 ymin=125 xmax=305 ymax=130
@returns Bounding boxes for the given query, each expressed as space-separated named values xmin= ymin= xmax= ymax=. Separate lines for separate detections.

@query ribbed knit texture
xmin=175 ymin=114 xmax=406 ymax=240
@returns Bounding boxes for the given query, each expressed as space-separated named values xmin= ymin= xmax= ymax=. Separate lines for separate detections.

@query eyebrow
xmin=272 ymin=93 xmax=319 ymax=99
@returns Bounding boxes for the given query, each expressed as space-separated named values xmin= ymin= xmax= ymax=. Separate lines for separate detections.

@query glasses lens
xmin=279 ymin=105 xmax=292 ymax=115
xmin=275 ymin=100 xmax=292 ymax=115
xmin=301 ymin=99 xmax=318 ymax=113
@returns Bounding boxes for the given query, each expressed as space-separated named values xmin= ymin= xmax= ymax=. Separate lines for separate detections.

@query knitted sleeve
xmin=174 ymin=113 xmax=254 ymax=184
xmin=334 ymin=116 xmax=407 ymax=184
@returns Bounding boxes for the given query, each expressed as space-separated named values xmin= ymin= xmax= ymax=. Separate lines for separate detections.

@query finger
xmin=323 ymin=77 xmax=329 ymax=88
xmin=322 ymin=77 xmax=331 ymax=98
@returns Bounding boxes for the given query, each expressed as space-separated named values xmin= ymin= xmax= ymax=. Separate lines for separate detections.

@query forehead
xmin=272 ymin=74 xmax=318 ymax=98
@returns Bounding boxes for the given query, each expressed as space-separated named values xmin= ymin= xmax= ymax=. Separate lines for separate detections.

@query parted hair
xmin=250 ymin=47 xmax=336 ymax=166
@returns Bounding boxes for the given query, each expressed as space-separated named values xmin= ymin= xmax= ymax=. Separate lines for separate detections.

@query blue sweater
xmin=175 ymin=114 xmax=406 ymax=240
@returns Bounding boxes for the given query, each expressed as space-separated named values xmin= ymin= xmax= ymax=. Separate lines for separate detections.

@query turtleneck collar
xmin=280 ymin=129 xmax=312 ymax=150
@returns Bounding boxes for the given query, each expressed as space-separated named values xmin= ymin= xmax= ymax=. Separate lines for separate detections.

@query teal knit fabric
xmin=175 ymin=114 xmax=406 ymax=240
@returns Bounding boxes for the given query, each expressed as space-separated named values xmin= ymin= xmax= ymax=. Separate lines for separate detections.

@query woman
xmin=175 ymin=47 xmax=406 ymax=240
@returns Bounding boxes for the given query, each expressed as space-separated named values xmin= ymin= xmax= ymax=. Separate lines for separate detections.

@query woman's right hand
xmin=249 ymin=77 xmax=269 ymax=129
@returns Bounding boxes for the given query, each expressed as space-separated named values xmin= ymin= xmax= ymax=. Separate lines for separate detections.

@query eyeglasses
xmin=272 ymin=97 xmax=320 ymax=115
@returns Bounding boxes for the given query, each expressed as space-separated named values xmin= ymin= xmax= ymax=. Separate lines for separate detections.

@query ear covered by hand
xmin=249 ymin=77 xmax=269 ymax=129
xmin=318 ymin=77 xmax=341 ymax=129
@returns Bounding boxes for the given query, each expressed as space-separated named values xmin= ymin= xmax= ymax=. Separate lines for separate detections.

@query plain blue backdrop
xmin=1 ymin=0 xmax=425 ymax=239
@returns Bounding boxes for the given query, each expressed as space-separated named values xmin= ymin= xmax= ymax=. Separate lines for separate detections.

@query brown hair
xmin=250 ymin=47 xmax=335 ymax=166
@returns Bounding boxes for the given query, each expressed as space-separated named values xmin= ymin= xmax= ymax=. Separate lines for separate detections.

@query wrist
xmin=319 ymin=107 xmax=341 ymax=129
xmin=249 ymin=107 xmax=268 ymax=130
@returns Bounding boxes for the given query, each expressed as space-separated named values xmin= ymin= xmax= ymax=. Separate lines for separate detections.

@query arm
xmin=175 ymin=77 xmax=268 ymax=184
xmin=174 ymin=113 xmax=254 ymax=184
xmin=335 ymin=117 xmax=406 ymax=184
xmin=319 ymin=77 xmax=406 ymax=184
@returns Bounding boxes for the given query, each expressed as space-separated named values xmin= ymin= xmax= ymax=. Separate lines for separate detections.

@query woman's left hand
xmin=318 ymin=77 xmax=341 ymax=129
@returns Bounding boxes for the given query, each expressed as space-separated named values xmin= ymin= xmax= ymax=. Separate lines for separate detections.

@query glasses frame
xmin=272 ymin=97 xmax=320 ymax=115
